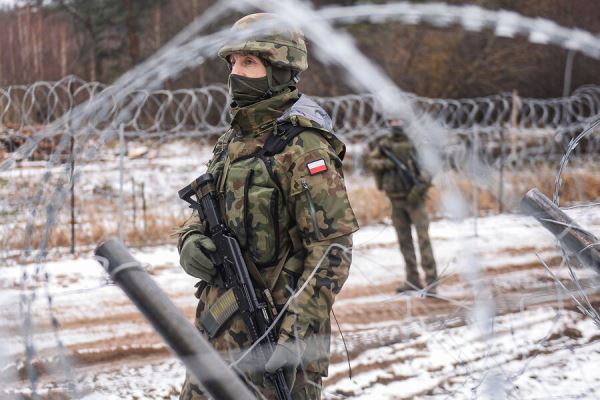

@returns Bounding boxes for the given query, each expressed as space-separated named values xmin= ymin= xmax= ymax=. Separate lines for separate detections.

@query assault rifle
xmin=380 ymin=146 xmax=416 ymax=188
xmin=178 ymin=173 xmax=291 ymax=400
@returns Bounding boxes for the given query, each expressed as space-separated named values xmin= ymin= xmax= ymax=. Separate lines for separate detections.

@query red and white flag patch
xmin=307 ymin=159 xmax=327 ymax=175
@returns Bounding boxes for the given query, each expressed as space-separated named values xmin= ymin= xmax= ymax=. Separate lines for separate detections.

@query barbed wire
xmin=2 ymin=76 xmax=600 ymax=134
xmin=318 ymin=2 xmax=600 ymax=60
xmin=2 ymin=76 xmax=599 ymax=174
xmin=2 ymin=0 xmax=600 ymax=398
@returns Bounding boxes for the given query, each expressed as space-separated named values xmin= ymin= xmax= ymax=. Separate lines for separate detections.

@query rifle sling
xmin=245 ymin=247 xmax=291 ymax=292
xmin=217 ymin=152 xmax=231 ymax=213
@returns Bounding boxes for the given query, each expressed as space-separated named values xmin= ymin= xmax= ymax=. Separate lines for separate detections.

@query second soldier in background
xmin=366 ymin=117 xmax=438 ymax=294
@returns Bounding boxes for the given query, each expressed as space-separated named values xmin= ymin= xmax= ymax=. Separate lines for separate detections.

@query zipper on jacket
xmin=301 ymin=179 xmax=322 ymax=241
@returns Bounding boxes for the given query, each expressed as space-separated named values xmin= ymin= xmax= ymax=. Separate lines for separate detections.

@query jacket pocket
xmin=301 ymin=179 xmax=322 ymax=241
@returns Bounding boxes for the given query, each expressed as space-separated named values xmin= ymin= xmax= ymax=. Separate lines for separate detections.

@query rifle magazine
xmin=200 ymin=288 xmax=239 ymax=338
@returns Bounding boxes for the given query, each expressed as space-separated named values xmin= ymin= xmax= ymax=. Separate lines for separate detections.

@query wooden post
xmin=131 ymin=177 xmax=137 ymax=233
xmin=141 ymin=182 xmax=147 ymax=238
xmin=118 ymin=125 xmax=125 ymax=242
xmin=510 ymin=89 xmax=520 ymax=161
xmin=498 ymin=129 xmax=505 ymax=213
xmin=70 ymin=135 xmax=76 ymax=254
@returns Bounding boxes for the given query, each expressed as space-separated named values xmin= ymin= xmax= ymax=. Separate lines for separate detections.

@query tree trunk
xmin=124 ymin=0 xmax=140 ymax=65
xmin=60 ymin=26 xmax=68 ymax=78
xmin=153 ymin=6 xmax=161 ymax=50
xmin=35 ymin=9 xmax=42 ymax=79
xmin=89 ymin=44 xmax=97 ymax=82
xmin=8 ymin=23 xmax=16 ymax=84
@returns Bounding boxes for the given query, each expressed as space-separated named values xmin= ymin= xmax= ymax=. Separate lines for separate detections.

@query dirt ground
xmin=2 ymin=224 xmax=600 ymax=400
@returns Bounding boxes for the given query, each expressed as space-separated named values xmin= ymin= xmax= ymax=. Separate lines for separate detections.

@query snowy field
xmin=2 ymin=204 xmax=600 ymax=399
xmin=2 ymin=1 xmax=600 ymax=397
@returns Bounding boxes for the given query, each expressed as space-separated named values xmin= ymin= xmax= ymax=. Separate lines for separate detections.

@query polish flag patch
xmin=307 ymin=159 xmax=327 ymax=175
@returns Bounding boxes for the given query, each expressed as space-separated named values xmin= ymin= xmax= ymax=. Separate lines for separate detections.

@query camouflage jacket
xmin=366 ymin=132 xmax=431 ymax=199
xmin=179 ymin=88 xmax=358 ymax=378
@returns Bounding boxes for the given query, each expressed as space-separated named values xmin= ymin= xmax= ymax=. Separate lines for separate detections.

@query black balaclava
xmin=228 ymin=74 xmax=271 ymax=107
xmin=228 ymin=57 xmax=297 ymax=107
xmin=391 ymin=125 xmax=409 ymax=141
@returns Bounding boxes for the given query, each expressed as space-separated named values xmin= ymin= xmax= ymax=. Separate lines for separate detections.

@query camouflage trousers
xmin=390 ymin=198 xmax=437 ymax=287
xmin=180 ymin=369 xmax=322 ymax=400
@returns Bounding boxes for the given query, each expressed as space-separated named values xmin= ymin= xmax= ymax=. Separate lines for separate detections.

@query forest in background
xmin=1 ymin=0 xmax=600 ymax=98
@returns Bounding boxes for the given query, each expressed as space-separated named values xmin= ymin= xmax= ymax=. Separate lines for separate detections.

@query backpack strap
xmin=262 ymin=122 xmax=306 ymax=157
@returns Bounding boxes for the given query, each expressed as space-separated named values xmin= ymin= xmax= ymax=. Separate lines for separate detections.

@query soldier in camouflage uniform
xmin=366 ymin=119 xmax=438 ymax=294
xmin=177 ymin=13 xmax=358 ymax=400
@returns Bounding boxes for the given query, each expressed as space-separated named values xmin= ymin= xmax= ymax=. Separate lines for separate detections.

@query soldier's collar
xmin=230 ymin=89 xmax=299 ymax=137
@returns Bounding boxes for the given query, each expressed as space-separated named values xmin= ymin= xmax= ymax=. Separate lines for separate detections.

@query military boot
xmin=424 ymin=270 xmax=438 ymax=297
xmin=396 ymin=280 xmax=423 ymax=293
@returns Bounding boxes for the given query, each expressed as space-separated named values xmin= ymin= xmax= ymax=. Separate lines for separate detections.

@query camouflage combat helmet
xmin=218 ymin=13 xmax=308 ymax=72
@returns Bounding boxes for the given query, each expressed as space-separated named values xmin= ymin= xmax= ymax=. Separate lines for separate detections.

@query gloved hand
xmin=407 ymin=185 xmax=424 ymax=206
xmin=265 ymin=339 xmax=306 ymax=390
xmin=381 ymin=159 xmax=395 ymax=170
xmin=179 ymin=233 xmax=217 ymax=282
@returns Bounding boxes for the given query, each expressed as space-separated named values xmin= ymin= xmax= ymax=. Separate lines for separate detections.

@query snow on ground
xmin=348 ymin=204 xmax=600 ymax=287
xmin=1 ymin=203 xmax=600 ymax=398
xmin=326 ymin=307 xmax=600 ymax=399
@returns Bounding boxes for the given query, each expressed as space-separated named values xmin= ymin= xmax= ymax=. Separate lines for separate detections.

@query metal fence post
xmin=131 ymin=177 xmax=137 ymax=233
xmin=70 ymin=134 xmax=76 ymax=254
xmin=471 ymin=129 xmax=479 ymax=236
xmin=521 ymin=188 xmax=600 ymax=273
xmin=118 ymin=124 xmax=125 ymax=242
xmin=498 ymin=129 xmax=505 ymax=214
xmin=141 ymin=182 xmax=147 ymax=238
xmin=94 ymin=238 xmax=255 ymax=400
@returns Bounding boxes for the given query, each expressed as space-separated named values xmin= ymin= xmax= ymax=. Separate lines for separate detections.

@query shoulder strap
xmin=216 ymin=131 xmax=236 ymax=211
xmin=262 ymin=122 xmax=306 ymax=156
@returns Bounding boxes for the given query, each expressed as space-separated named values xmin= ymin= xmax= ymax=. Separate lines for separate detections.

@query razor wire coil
xmin=1 ymin=77 xmax=599 ymax=135
xmin=1 ymin=77 xmax=599 ymax=172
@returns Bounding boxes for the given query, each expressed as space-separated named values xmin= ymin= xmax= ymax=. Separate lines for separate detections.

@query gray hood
xmin=278 ymin=94 xmax=334 ymax=132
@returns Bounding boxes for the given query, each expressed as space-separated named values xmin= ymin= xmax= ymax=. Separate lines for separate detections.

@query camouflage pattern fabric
xmin=366 ymin=131 xmax=438 ymax=288
xmin=178 ymin=88 xmax=358 ymax=399
xmin=365 ymin=133 xmax=431 ymax=198
xmin=390 ymin=199 xmax=437 ymax=287
xmin=218 ymin=13 xmax=308 ymax=72
xmin=180 ymin=370 xmax=322 ymax=400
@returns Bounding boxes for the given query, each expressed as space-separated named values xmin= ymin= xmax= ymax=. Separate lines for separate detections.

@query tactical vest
xmin=208 ymin=122 xmax=315 ymax=270
xmin=379 ymin=140 xmax=419 ymax=195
